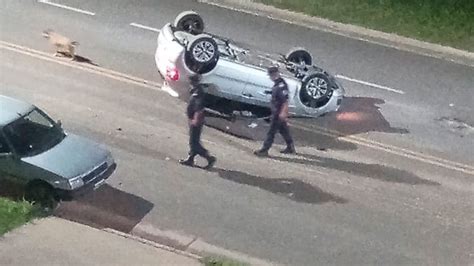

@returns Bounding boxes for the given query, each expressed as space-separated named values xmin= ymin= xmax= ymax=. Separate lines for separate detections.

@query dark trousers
xmin=188 ymin=124 xmax=209 ymax=159
xmin=262 ymin=118 xmax=294 ymax=151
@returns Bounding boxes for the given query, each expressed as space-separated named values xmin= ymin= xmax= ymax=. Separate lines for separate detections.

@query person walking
xmin=179 ymin=74 xmax=217 ymax=168
xmin=254 ymin=66 xmax=295 ymax=156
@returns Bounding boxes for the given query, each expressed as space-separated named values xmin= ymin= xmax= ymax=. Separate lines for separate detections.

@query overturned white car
xmin=155 ymin=11 xmax=345 ymax=118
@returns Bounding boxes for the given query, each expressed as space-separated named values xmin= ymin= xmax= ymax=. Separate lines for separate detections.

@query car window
xmin=4 ymin=108 xmax=65 ymax=157
xmin=0 ymin=134 xmax=10 ymax=153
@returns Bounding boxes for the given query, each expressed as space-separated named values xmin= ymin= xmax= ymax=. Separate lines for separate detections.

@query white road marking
xmin=336 ymin=74 xmax=405 ymax=94
xmin=130 ymin=23 xmax=161 ymax=33
xmin=38 ymin=0 xmax=95 ymax=16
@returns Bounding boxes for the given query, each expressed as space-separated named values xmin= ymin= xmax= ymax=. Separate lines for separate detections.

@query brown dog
xmin=42 ymin=29 xmax=79 ymax=60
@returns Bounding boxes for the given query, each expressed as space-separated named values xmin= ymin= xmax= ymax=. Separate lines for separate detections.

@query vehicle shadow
xmin=299 ymin=96 xmax=410 ymax=136
xmin=0 ymin=177 xmax=26 ymax=201
xmin=205 ymin=115 xmax=358 ymax=151
xmin=270 ymin=153 xmax=440 ymax=186
xmin=206 ymin=167 xmax=347 ymax=204
xmin=54 ymin=184 xmax=154 ymax=233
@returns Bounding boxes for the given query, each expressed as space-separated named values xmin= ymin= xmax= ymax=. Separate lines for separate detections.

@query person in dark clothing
xmin=179 ymin=74 xmax=217 ymax=168
xmin=254 ymin=66 xmax=295 ymax=157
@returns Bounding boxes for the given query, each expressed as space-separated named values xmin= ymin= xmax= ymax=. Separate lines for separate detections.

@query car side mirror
xmin=56 ymin=120 xmax=62 ymax=127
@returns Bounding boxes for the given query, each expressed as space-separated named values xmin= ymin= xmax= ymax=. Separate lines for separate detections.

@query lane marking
xmin=38 ymin=0 xmax=95 ymax=16
xmin=1 ymin=40 xmax=472 ymax=176
xmin=130 ymin=23 xmax=161 ymax=33
xmin=197 ymin=0 xmax=474 ymax=67
xmin=290 ymin=123 xmax=474 ymax=176
xmin=0 ymin=41 xmax=178 ymax=98
xmin=336 ymin=75 xmax=405 ymax=94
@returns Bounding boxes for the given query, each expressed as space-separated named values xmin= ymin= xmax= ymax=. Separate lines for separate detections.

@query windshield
xmin=4 ymin=108 xmax=65 ymax=157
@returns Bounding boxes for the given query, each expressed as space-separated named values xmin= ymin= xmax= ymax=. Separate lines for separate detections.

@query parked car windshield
xmin=4 ymin=108 xmax=65 ymax=157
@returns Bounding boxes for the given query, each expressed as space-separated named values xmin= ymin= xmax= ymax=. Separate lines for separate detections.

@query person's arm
xmin=279 ymin=101 xmax=289 ymax=122
xmin=191 ymin=110 xmax=205 ymax=126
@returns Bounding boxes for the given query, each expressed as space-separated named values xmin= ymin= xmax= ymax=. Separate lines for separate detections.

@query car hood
xmin=22 ymin=133 xmax=110 ymax=179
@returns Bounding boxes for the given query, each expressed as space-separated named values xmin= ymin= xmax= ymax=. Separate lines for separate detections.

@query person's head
xmin=267 ymin=66 xmax=280 ymax=81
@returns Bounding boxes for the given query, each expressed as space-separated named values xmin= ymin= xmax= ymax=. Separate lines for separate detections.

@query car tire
xmin=174 ymin=11 xmax=205 ymax=35
xmin=286 ymin=47 xmax=313 ymax=66
xmin=300 ymin=72 xmax=333 ymax=108
xmin=185 ymin=35 xmax=219 ymax=74
xmin=25 ymin=181 xmax=58 ymax=209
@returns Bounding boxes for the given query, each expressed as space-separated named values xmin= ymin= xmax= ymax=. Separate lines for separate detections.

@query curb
xmin=131 ymin=222 xmax=278 ymax=265
xmin=102 ymin=228 xmax=202 ymax=261
xmin=198 ymin=0 xmax=474 ymax=67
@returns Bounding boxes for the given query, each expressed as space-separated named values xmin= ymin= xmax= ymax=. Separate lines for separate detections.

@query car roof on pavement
xmin=0 ymin=95 xmax=35 ymax=127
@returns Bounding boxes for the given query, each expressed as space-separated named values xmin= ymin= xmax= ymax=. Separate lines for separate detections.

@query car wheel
xmin=174 ymin=11 xmax=205 ymax=35
xmin=286 ymin=47 xmax=313 ymax=66
xmin=25 ymin=181 xmax=58 ymax=210
xmin=300 ymin=72 xmax=333 ymax=108
xmin=185 ymin=35 xmax=219 ymax=74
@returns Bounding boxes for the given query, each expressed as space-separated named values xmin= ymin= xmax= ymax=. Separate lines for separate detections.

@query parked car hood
xmin=22 ymin=133 xmax=110 ymax=179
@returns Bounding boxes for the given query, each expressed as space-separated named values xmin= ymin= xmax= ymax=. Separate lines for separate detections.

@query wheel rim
xmin=306 ymin=77 xmax=328 ymax=99
xmin=192 ymin=40 xmax=215 ymax=63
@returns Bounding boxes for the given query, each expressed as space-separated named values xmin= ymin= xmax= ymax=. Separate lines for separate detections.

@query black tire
xmin=299 ymin=72 xmax=333 ymax=108
xmin=25 ymin=181 xmax=58 ymax=209
xmin=185 ymin=35 xmax=219 ymax=74
xmin=286 ymin=47 xmax=312 ymax=66
xmin=174 ymin=11 xmax=204 ymax=35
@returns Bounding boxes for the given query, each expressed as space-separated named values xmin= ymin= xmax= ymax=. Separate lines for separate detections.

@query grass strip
xmin=256 ymin=0 xmax=474 ymax=51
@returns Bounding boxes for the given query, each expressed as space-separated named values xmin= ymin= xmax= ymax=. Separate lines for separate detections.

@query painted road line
xmin=0 ymin=41 xmax=178 ymax=98
xmin=130 ymin=23 xmax=161 ymax=33
xmin=38 ymin=0 xmax=95 ymax=16
xmin=290 ymin=123 xmax=474 ymax=176
xmin=2 ymin=40 xmax=472 ymax=176
xmin=336 ymin=75 xmax=405 ymax=94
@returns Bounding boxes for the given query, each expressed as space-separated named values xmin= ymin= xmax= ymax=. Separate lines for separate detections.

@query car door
xmin=0 ymin=131 xmax=26 ymax=185
xmin=241 ymin=66 xmax=274 ymax=106
xmin=202 ymin=58 xmax=250 ymax=101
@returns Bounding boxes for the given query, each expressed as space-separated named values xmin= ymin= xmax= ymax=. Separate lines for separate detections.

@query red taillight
xmin=166 ymin=66 xmax=180 ymax=81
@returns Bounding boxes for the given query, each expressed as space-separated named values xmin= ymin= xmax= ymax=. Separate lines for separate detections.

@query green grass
xmin=0 ymin=197 xmax=41 ymax=236
xmin=201 ymin=255 xmax=250 ymax=266
xmin=256 ymin=0 xmax=474 ymax=51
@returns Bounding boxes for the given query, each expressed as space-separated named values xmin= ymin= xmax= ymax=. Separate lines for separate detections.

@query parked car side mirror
xmin=56 ymin=120 xmax=62 ymax=127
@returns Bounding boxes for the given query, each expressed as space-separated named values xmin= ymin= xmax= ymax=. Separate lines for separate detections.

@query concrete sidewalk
xmin=0 ymin=217 xmax=202 ymax=266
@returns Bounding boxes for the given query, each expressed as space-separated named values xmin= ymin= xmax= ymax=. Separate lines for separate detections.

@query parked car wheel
xmin=286 ymin=47 xmax=313 ymax=66
xmin=25 ymin=180 xmax=58 ymax=209
xmin=300 ymin=72 xmax=333 ymax=108
xmin=185 ymin=35 xmax=219 ymax=74
xmin=174 ymin=11 xmax=204 ymax=35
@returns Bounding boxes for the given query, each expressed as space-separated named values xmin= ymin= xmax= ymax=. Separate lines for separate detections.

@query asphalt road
xmin=1 ymin=0 xmax=473 ymax=265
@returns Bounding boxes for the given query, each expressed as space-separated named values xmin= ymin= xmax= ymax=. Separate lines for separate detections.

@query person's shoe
xmin=179 ymin=157 xmax=194 ymax=167
xmin=204 ymin=156 xmax=217 ymax=169
xmin=280 ymin=146 xmax=296 ymax=154
xmin=253 ymin=149 xmax=269 ymax=157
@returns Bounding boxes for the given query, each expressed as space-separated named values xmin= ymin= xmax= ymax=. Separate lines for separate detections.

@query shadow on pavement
xmin=308 ymin=96 xmax=410 ymax=136
xmin=54 ymin=184 xmax=154 ymax=233
xmin=205 ymin=116 xmax=358 ymax=151
xmin=271 ymin=153 xmax=440 ymax=186
xmin=0 ymin=177 xmax=25 ymax=200
xmin=208 ymin=168 xmax=347 ymax=204
xmin=74 ymin=55 xmax=99 ymax=66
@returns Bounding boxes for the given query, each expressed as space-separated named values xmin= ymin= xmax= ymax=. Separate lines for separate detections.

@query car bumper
xmin=57 ymin=163 xmax=117 ymax=200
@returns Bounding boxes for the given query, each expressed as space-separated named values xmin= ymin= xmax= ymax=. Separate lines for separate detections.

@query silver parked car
xmin=155 ymin=11 xmax=345 ymax=118
xmin=0 ymin=95 xmax=116 ymax=205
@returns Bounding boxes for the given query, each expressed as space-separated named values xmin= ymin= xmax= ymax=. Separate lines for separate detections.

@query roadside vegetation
xmin=0 ymin=197 xmax=43 ymax=236
xmin=201 ymin=255 xmax=250 ymax=266
xmin=256 ymin=0 xmax=474 ymax=51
